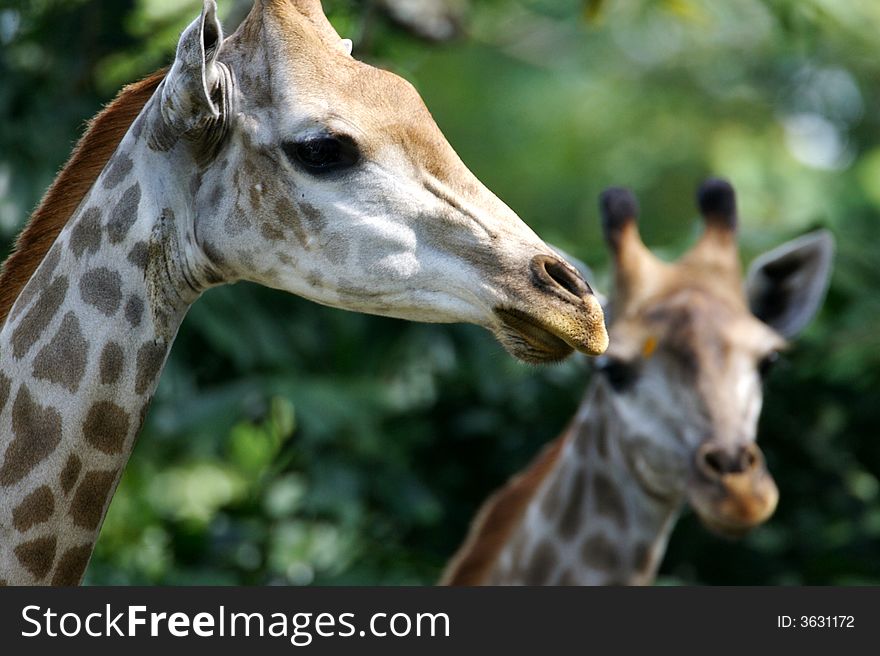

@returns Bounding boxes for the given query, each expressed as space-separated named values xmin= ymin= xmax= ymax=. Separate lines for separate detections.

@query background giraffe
xmin=0 ymin=0 xmax=608 ymax=586
xmin=443 ymin=180 xmax=834 ymax=585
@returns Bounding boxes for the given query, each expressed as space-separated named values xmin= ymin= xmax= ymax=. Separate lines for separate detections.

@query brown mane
xmin=0 ymin=68 xmax=167 ymax=326
xmin=440 ymin=430 xmax=569 ymax=585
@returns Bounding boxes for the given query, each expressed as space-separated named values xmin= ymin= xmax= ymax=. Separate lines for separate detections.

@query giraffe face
xmin=598 ymin=289 xmax=785 ymax=535
xmin=594 ymin=182 xmax=833 ymax=536
xmin=176 ymin=1 xmax=607 ymax=362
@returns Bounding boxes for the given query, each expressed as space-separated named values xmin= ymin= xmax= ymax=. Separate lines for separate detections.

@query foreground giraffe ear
xmin=161 ymin=0 xmax=225 ymax=135
xmin=746 ymin=230 xmax=835 ymax=337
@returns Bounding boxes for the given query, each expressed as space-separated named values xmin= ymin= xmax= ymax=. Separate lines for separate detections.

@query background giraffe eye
xmin=283 ymin=135 xmax=360 ymax=174
xmin=596 ymin=356 xmax=638 ymax=392
xmin=758 ymin=351 xmax=780 ymax=379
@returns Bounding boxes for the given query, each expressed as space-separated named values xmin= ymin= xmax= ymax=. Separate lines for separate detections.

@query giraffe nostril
xmin=703 ymin=450 xmax=726 ymax=476
xmin=531 ymin=254 xmax=593 ymax=302
xmin=743 ymin=447 xmax=758 ymax=470
xmin=697 ymin=443 xmax=762 ymax=479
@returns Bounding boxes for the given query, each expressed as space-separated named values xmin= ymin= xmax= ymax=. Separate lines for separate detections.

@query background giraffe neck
xmin=0 ymin=95 xmax=210 ymax=585
xmin=488 ymin=383 xmax=681 ymax=585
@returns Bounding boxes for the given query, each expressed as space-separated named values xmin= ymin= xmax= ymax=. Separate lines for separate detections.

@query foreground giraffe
xmin=0 ymin=0 xmax=608 ymax=586
xmin=443 ymin=180 xmax=833 ymax=585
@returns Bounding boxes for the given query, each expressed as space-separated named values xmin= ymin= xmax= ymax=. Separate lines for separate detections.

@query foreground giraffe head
xmin=148 ymin=0 xmax=606 ymax=361
xmin=596 ymin=180 xmax=833 ymax=535
xmin=0 ymin=0 xmax=607 ymax=586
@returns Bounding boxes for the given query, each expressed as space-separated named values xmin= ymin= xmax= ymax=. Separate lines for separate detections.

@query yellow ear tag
xmin=642 ymin=336 xmax=658 ymax=359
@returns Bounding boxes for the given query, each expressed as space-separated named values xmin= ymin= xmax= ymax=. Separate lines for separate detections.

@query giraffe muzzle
xmin=493 ymin=255 xmax=608 ymax=364
xmin=688 ymin=441 xmax=779 ymax=537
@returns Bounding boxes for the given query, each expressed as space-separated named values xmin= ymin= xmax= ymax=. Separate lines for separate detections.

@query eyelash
xmin=282 ymin=134 xmax=360 ymax=174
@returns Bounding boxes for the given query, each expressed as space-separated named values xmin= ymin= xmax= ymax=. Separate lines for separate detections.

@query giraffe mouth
xmin=493 ymin=308 xmax=575 ymax=363
xmin=493 ymin=298 xmax=608 ymax=364
xmin=688 ymin=472 xmax=779 ymax=538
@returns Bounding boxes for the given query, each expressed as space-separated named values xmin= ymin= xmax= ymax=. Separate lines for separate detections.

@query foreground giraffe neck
xmin=0 ymin=93 xmax=211 ymax=586
xmin=472 ymin=383 xmax=679 ymax=586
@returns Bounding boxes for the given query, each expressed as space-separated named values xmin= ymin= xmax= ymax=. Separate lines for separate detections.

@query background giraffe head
xmin=595 ymin=180 xmax=833 ymax=536
xmin=152 ymin=0 xmax=607 ymax=362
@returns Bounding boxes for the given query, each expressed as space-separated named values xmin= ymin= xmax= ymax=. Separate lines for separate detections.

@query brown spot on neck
xmin=12 ymin=486 xmax=55 ymax=532
xmin=60 ymin=454 xmax=82 ymax=495
xmin=99 ymin=341 xmax=125 ymax=384
xmin=106 ymin=183 xmax=142 ymax=244
xmin=69 ymin=207 xmax=103 ymax=258
xmin=32 ymin=311 xmax=89 ymax=393
xmin=556 ymin=474 xmax=587 ymax=541
xmin=127 ymin=242 xmax=149 ymax=270
xmin=593 ymin=472 xmax=629 ymax=530
xmin=632 ymin=541 xmax=656 ymax=579
xmin=0 ymin=372 xmax=10 ymax=415
xmin=0 ymin=385 xmax=63 ymax=486
xmin=14 ymin=536 xmax=57 ymax=581
xmin=82 ymin=401 xmax=131 ymax=455
xmin=80 ymin=267 xmax=123 ymax=316
xmin=554 ymin=568 xmax=578 ymax=586
xmin=135 ymin=341 xmax=167 ymax=395
xmin=102 ymin=153 xmax=134 ymax=191
xmin=8 ymin=245 xmax=62 ymax=324
xmin=125 ymin=296 xmax=145 ymax=327
xmin=521 ymin=541 xmax=558 ymax=585
xmin=539 ymin=470 xmax=565 ymax=519
xmin=51 ymin=544 xmax=93 ymax=586
xmin=10 ymin=275 xmax=69 ymax=360
xmin=581 ymin=533 xmax=622 ymax=574
xmin=69 ymin=469 xmax=118 ymax=530
xmin=593 ymin=410 xmax=610 ymax=460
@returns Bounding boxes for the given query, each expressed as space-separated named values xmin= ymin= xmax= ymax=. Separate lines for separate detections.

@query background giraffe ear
xmin=161 ymin=0 xmax=225 ymax=135
xmin=745 ymin=230 xmax=835 ymax=338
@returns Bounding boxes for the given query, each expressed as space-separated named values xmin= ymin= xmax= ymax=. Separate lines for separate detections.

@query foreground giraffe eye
xmin=758 ymin=351 xmax=780 ymax=379
xmin=596 ymin=357 xmax=638 ymax=392
xmin=283 ymin=135 xmax=359 ymax=173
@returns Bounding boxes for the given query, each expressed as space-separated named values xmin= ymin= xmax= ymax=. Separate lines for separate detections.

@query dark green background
xmin=1 ymin=0 xmax=877 ymax=584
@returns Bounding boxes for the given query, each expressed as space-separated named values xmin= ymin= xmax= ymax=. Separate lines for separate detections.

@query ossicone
xmin=696 ymin=178 xmax=737 ymax=231
xmin=599 ymin=187 xmax=640 ymax=252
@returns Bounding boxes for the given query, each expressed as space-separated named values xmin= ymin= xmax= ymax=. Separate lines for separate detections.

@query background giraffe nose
xmin=530 ymin=254 xmax=594 ymax=302
xmin=696 ymin=442 xmax=762 ymax=480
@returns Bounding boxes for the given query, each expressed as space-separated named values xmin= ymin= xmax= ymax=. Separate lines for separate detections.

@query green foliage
xmin=1 ymin=0 xmax=878 ymax=584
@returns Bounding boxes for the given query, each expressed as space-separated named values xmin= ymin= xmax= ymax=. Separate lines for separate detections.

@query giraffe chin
xmin=493 ymin=304 xmax=608 ymax=364
xmin=493 ymin=308 xmax=575 ymax=364
xmin=695 ymin=511 xmax=771 ymax=539
xmin=699 ymin=518 xmax=756 ymax=539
